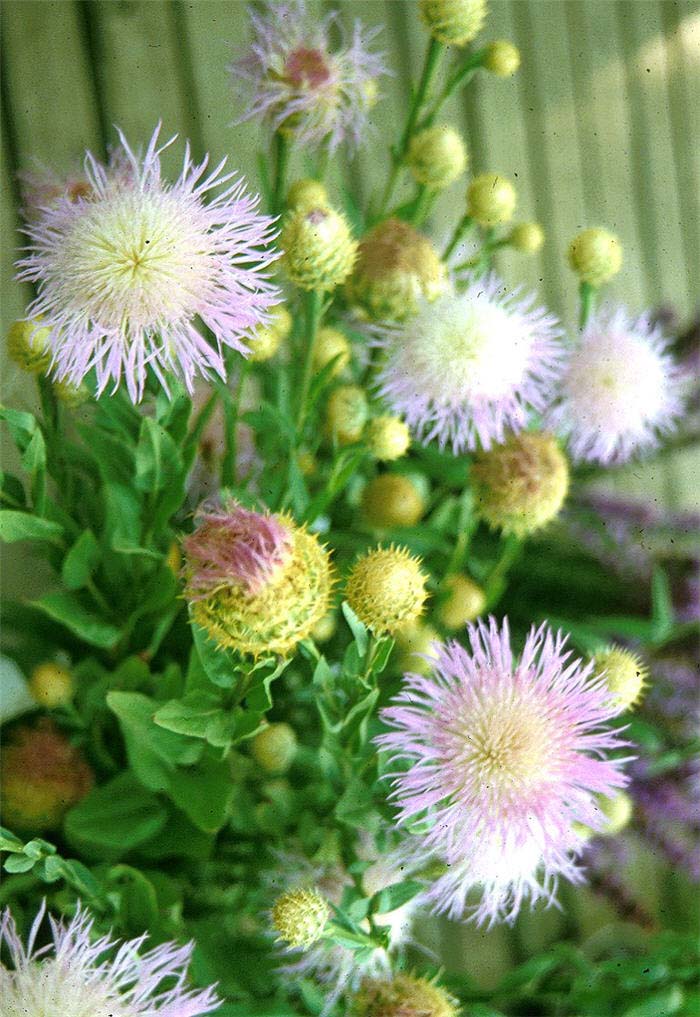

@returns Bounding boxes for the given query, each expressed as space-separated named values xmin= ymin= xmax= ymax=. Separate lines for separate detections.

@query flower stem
xmin=443 ymin=213 xmax=474 ymax=260
xmin=296 ymin=289 xmax=323 ymax=433
xmin=423 ymin=49 xmax=486 ymax=127
xmin=272 ymin=131 xmax=289 ymax=216
xmin=579 ymin=280 xmax=596 ymax=329
xmin=221 ymin=362 xmax=250 ymax=489
xmin=376 ymin=37 xmax=443 ymax=219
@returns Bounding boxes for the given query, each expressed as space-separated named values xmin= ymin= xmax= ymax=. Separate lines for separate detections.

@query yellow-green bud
xmin=394 ymin=621 xmax=440 ymax=675
xmin=593 ymin=645 xmax=647 ymax=712
xmin=472 ymin=431 xmax=569 ymax=537
xmin=467 ymin=172 xmax=517 ymax=226
xmin=272 ymin=886 xmax=330 ymax=948
xmin=287 ymin=178 xmax=330 ymax=212
xmin=282 ymin=205 xmax=358 ymax=292
xmin=363 ymin=78 xmax=380 ymax=108
xmin=7 ymin=319 xmax=52 ymax=374
xmin=575 ymin=791 xmax=634 ymax=840
xmin=407 ymin=125 xmax=468 ymax=190
xmin=345 ymin=546 xmax=429 ymax=635
xmin=419 ymin=0 xmax=488 ymax=47
xmin=437 ymin=573 xmax=486 ymax=630
xmin=52 ymin=380 xmax=88 ymax=407
xmin=365 ymin=416 xmax=411 ymax=462
xmin=312 ymin=612 xmax=337 ymax=643
xmin=325 ymin=385 xmax=369 ymax=445
xmin=297 ymin=449 xmax=317 ymax=477
xmin=29 ymin=662 xmax=74 ymax=709
xmin=568 ymin=228 xmax=622 ymax=287
xmin=251 ymin=722 xmax=298 ymax=774
xmin=249 ymin=305 xmax=293 ymax=362
xmin=347 ymin=218 xmax=448 ymax=322
xmin=352 ymin=973 xmax=459 ymax=1017
xmin=509 ymin=222 xmax=544 ymax=253
xmin=361 ymin=474 xmax=425 ymax=529
xmin=484 ymin=40 xmax=521 ymax=76
xmin=313 ymin=326 xmax=351 ymax=378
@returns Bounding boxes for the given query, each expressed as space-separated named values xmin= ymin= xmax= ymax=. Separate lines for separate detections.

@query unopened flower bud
xmin=345 ymin=546 xmax=429 ymax=635
xmin=325 ymin=385 xmax=369 ymax=445
xmin=250 ymin=305 xmax=293 ymax=362
xmin=287 ymin=178 xmax=330 ymax=212
xmin=52 ymin=380 xmax=88 ymax=407
xmin=282 ymin=205 xmax=357 ymax=291
xmin=312 ymin=612 xmax=337 ymax=643
xmin=365 ymin=416 xmax=411 ymax=462
xmin=593 ymin=645 xmax=647 ymax=712
xmin=437 ymin=573 xmax=486 ymax=630
xmin=472 ymin=431 xmax=569 ymax=537
xmin=352 ymin=973 xmax=459 ymax=1017
xmin=568 ymin=228 xmax=622 ymax=287
xmin=0 ymin=719 xmax=93 ymax=832
xmin=419 ymin=0 xmax=488 ymax=47
xmin=272 ymin=886 xmax=330 ymax=948
xmin=467 ymin=173 xmax=517 ymax=226
xmin=347 ymin=218 xmax=447 ymax=322
xmin=29 ymin=662 xmax=74 ymax=708
xmin=575 ymin=790 xmax=634 ymax=840
xmin=394 ymin=621 xmax=440 ymax=675
xmin=484 ymin=40 xmax=521 ymax=76
xmin=251 ymin=722 xmax=298 ymax=774
xmin=407 ymin=125 xmax=468 ymax=190
xmin=7 ymin=319 xmax=52 ymax=374
xmin=361 ymin=474 xmax=425 ymax=528
xmin=509 ymin=222 xmax=544 ymax=253
xmin=313 ymin=327 xmax=351 ymax=377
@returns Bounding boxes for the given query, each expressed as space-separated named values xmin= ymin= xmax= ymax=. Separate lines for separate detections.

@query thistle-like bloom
xmin=231 ymin=0 xmax=387 ymax=153
xmin=0 ymin=902 xmax=220 ymax=1016
xmin=547 ymin=307 xmax=685 ymax=464
xmin=375 ymin=275 xmax=564 ymax=452
xmin=17 ymin=126 xmax=279 ymax=402
xmin=183 ymin=500 xmax=334 ymax=657
xmin=378 ymin=617 xmax=630 ymax=925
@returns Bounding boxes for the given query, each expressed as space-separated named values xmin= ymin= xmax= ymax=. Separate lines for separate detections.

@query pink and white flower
xmin=546 ymin=306 xmax=686 ymax=464
xmin=377 ymin=617 xmax=631 ymax=925
xmin=16 ymin=125 xmax=279 ymax=402
xmin=374 ymin=275 xmax=564 ymax=453
xmin=231 ymin=0 xmax=387 ymax=152
xmin=0 ymin=902 xmax=220 ymax=1016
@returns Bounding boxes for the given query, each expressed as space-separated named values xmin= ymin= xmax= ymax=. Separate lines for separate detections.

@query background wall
xmin=1 ymin=0 xmax=698 ymax=514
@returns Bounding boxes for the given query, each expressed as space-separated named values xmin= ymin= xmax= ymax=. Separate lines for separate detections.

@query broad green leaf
xmin=61 ymin=529 xmax=100 ymax=589
xmin=191 ymin=620 xmax=239 ymax=689
xmin=31 ymin=592 xmax=121 ymax=649
xmin=341 ymin=601 xmax=368 ymax=655
xmin=371 ymin=879 xmax=423 ymax=915
xmin=168 ymin=750 xmax=235 ymax=833
xmin=135 ymin=416 xmax=183 ymax=492
xmin=0 ymin=510 xmax=63 ymax=545
xmin=64 ymin=773 xmax=167 ymax=857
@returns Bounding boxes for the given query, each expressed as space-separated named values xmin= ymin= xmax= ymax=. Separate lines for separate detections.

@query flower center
xmin=285 ymin=47 xmax=332 ymax=89
xmin=47 ymin=188 xmax=218 ymax=332
xmin=3 ymin=959 xmax=136 ymax=1017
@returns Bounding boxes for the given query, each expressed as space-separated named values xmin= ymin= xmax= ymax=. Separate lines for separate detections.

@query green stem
xmin=86 ymin=577 xmax=112 ymax=617
xmin=411 ymin=185 xmax=435 ymax=226
xmin=272 ymin=131 xmax=290 ymax=216
xmin=424 ymin=49 xmax=486 ymax=126
xmin=375 ymin=37 xmax=443 ymax=218
xmin=296 ymin=289 xmax=323 ymax=432
xmin=579 ymin=280 xmax=596 ymax=329
xmin=445 ymin=528 xmax=470 ymax=577
xmin=221 ymin=364 xmax=250 ymax=489
xmin=485 ymin=534 xmax=523 ymax=607
xmin=443 ymin=213 xmax=474 ymax=260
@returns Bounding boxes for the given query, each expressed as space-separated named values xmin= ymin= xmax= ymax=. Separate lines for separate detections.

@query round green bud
xmin=313 ymin=326 xmax=351 ymax=378
xmin=365 ymin=416 xmax=411 ymax=462
xmin=7 ymin=319 xmax=52 ymax=374
xmin=394 ymin=621 xmax=440 ymax=675
xmin=271 ymin=886 xmax=330 ymax=948
xmin=249 ymin=305 xmax=293 ymax=362
xmin=568 ymin=228 xmax=622 ymax=287
xmin=29 ymin=662 xmax=74 ymax=709
xmin=509 ymin=222 xmax=544 ymax=253
xmin=352 ymin=973 xmax=459 ymax=1017
xmin=345 ymin=546 xmax=429 ymax=635
xmin=467 ymin=172 xmax=517 ymax=226
xmin=575 ymin=790 xmax=634 ymax=840
xmin=419 ymin=0 xmax=488 ymax=47
xmin=361 ymin=474 xmax=425 ymax=529
xmin=484 ymin=40 xmax=521 ymax=76
xmin=287 ymin=178 xmax=330 ymax=212
xmin=407 ymin=125 xmax=468 ymax=190
xmin=436 ymin=573 xmax=486 ymax=630
xmin=325 ymin=385 xmax=369 ymax=445
xmin=251 ymin=722 xmax=298 ymax=774
xmin=593 ymin=645 xmax=647 ymax=712
xmin=282 ymin=205 xmax=358 ymax=292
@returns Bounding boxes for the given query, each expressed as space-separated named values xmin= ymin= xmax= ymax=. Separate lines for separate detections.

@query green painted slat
xmin=1 ymin=0 xmax=102 ymax=167
xmin=616 ymin=1 xmax=688 ymax=318
xmin=563 ymin=0 xmax=646 ymax=313
xmin=87 ymin=0 xmax=192 ymax=175
xmin=0 ymin=127 xmax=33 ymax=406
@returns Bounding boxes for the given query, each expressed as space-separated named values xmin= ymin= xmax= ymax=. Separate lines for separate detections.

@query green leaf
xmin=4 ymin=854 xmax=36 ymax=873
xmin=621 ymin=986 xmax=684 ymax=1017
xmin=167 ymin=750 xmax=235 ymax=833
xmin=191 ymin=620 xmax=239 ymax=688
xmin=0 ymin=827 xmax=24 ymax=852
xmin=31 ymin=591 xmax=121 ymax=649
xmin=108 ymin=864 xmax=160 ymax=935
xmin=64 ymin=773 xmax=168 ymax=857
xmin=61 ymin=529 xmax=100 ymax=589
xmin=154 ymin=691 xmax=242 ymax=748
xmin=0 ymin=510 xmax=64 ymax=545
xmin=651 ymin=565 xmax=675 ymax=643
xmin=341 ymin=601 xmax=368 ymax=655
xmin=135 ymin=416 xmax=184 ymax=493
xmin=107 ymin=691 xmax=202 ymax=792
xmin=371 ymin=879 xmax=423 ymax=915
